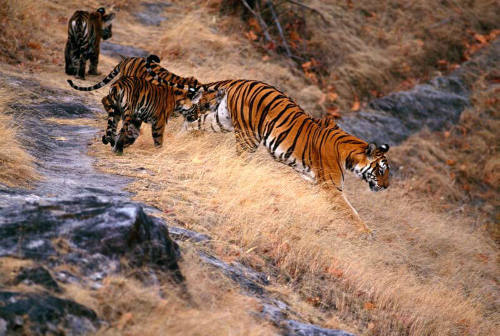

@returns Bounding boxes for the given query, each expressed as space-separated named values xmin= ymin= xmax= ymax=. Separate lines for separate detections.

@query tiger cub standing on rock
xmin=97 ymin=76 xmax=222 ymax=154
xmin=65 ymin=7 xmax=115 ymax=79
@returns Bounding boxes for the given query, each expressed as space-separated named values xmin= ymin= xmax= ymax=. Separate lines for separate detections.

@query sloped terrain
xmin=0 ymin=0 xmax=498 ymax=335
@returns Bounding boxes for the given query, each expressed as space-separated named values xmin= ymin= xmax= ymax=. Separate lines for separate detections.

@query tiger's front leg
xmin=113 ymin=115 xmax=141 ymax=154
xmin=151 ymin=118 xmax=166 ymax=148
xmin=101 ymin=95 xmax=119 ymax=147
xmin=327 ymin=186 xmax=374 ymax=236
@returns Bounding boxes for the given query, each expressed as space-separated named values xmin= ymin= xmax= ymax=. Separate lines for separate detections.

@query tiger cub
xmin=66 ymin=55 xmax=201 ymax=91
xmin=99 ymin=77 xmax=220 ymax=154
xmin=65 ymin=7 xmax=115 ymax=79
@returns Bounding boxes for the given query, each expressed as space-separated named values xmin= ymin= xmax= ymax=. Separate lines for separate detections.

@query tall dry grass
xmin=90 ymin=118 xmax=499 ymax=335
xmin=158 ymin=0 xmax=499 ymax=113
xmin=0 ymin=88 xmax=39 ymax=188
xmin=5 ymin=0 xmax=494 ymax=334
xmin=0 ymin=251 xmax=275 ymax=335
xmin=391 ymin=70 xmax=500 ymax=242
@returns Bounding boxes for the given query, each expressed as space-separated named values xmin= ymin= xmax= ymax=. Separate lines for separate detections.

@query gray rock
xmin=100 ymin=41 xmax=149 ymax=59
xmin=0 ymin=291 xmax=99 ymax=336
xmin=134 ymin=2 xmax=172 ymax=26
xmin=14 ymin=266 xmax=62 ymax=292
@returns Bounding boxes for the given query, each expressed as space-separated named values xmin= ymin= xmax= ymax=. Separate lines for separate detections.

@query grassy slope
xmin=0 ymin=87 xmax=39 ymax=188
xmin=0 ymin=0 xmax=498 ymax=335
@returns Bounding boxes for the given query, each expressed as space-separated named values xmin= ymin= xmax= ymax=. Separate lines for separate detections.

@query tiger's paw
xmin=102 ymin=135 xmax=116 ymax=147
xmin=112 ymin=143 xmax=124 ymax=155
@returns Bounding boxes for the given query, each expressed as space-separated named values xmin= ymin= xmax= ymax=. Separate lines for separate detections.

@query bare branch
xmin=266 ymin=0 xmax=292 ymax=58
xmin=240 ymin=0 xmax=277 ymax=47
xmin=285 ymin=0 xmax=329 ymax=24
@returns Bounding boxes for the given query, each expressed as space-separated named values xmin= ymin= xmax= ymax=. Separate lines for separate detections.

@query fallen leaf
xmin=306 ymin=296 xmax=321 ymax=306
xmin=327 ymin=107 xmax=341 ymax=119
xmin=117 ymin=312 xmax=133 ymax=330
xmin=364 ymin=302 xmax=376 ymax=310
xmin=265 ymin=41 xmax=276 ymax=50
xmin=327 ymin=92 xmax=338 ymax=102
xmin=351 ymin=98 xmax=360 ymax=111
xmin=473 ymin=33 xmax=487 ymax=44
xmin=301 ymin=61 xmax=312 ymax=71
xmin=476 ymin=253 xmax=488 ymax=263
xmin=248 ymin=18 xmax=262 ymax=33
xmin=437 ymin=59 xmax=448 ymax=70
xmin=289 ymin=30 xmax=301 ymax=42
xmin=305 ymin=71 xmax=318 ymax=84
xmin=446 ymin=159 xmax=456 ymax=166
xmin=245 ymin=30 xmax=258 ymax=41
xmin=327 ymin=266 xmax=343 ymax=277
xmin=27 ymin=42 xmax=41 ymax=50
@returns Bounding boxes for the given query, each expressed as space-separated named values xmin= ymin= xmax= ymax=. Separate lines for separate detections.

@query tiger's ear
xmin=216 ymin=89 xmax=225 ymax=100
xmin=103 ymin=13 xmax=115 ymax=22
xmin=379 ymin=144 xmax=389 ymax=153
xmin=146 ymin=54 xmax=160 ymax=64
xmin=191 ymin=90 xmax=203 ymax=104
xmin=366 ymin=143 xmax=377 ymax=157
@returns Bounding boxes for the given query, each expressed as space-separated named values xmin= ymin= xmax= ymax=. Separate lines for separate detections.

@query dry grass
xmin=89 ymin=117 xmax=499 ymax=335
xmin=0 ymin=88 xmax=39 ymax=188
xmin=3 ymin=0 xmax=497 ymax=334
xmin=216 ymin=0 xmax=499 ymax=112
xmin=0 ymin=252 xmax=275 ymax=335
xmin=391 ymin=70 xmax=500 ymax=242
xmin=62 ymin=250 xmax=275 ymax=336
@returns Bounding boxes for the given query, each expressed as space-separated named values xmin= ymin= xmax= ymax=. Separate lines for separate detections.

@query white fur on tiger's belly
xmin=183 ymin=93 xmax=233 ymax=133
xmin=266 ymin=142 xmax=317 ymax=183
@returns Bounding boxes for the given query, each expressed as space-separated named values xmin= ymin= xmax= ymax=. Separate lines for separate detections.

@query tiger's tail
xmin=66 ymin=54 xmax=161 ymax=91
xmin=144 ymin=55 xmax=198 ymax=95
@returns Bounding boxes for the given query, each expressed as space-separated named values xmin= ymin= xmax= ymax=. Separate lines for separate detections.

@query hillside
xmin=0 ymin=0 xmax=499 ymax=335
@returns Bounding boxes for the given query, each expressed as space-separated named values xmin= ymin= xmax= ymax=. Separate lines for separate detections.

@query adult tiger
xmin=174 ymin=78 xmax=390 ymax=233
xmin=65 ymin=7 xmax=115 ymax=79
xmin=96 ymin=76 xmax=222 ymax=154
xmin=66 ymin=55 xmax=201 ymax=91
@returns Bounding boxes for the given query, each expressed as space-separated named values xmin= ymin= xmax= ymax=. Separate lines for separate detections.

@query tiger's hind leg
xmin=77 ymin=54 xmax=86 ymax=79
xmin=88 ymin=51 xmax=100 ymax=75
xmin=64 ymin=42 xmax=77 ymax=76
xmin=234 ymin=130 xmax=258 ymax=156
xmin=113 ymin=115 xmax=141 ymax=154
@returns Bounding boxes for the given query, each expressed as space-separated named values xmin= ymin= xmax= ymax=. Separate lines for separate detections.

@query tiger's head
xmin=95 ymin=7 xmax=115 ymax=40
xmin=351 ymin=143 xmax=390 ymax=192
xmin=197 ymin=88 xmax=226 ymax=115
xmin=174 ymin=87 xmax=205 ymax=122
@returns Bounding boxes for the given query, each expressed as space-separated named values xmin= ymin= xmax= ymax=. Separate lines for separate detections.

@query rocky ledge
xmin=0 ymin=196 xmax=182 ymax=335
